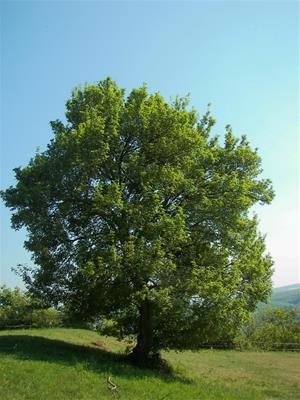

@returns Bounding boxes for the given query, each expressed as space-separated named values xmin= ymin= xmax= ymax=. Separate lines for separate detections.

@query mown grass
xmin=0 ymin=328 xmax=299 ymax=400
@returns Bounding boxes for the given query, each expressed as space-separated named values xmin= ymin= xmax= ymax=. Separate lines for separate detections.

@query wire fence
xmin=199 ymin=342 xmax=300 ymax=352
xmin=0 ymin=324 xmax=33 ymax=330
xmin=0 ymin=320 xmax=56 ymax=330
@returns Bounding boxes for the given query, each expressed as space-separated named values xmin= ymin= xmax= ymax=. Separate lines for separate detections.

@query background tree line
xmin=0 ymin=285 xmax=61 ymax=328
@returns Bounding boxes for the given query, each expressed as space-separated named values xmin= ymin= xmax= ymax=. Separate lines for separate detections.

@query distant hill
xmin=273 ymin=283 xmax=300 ymax=293
xmin=258 ymin=283 xmax=300 ymax=310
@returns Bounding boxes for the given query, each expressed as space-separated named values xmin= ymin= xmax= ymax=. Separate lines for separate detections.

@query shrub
xmin=31 ymin=308 xmax=61 ymax=327
xmin=0 ymin=285 xmax=61 ymax=328
xmin=234 ymin=306 xmax=300 ymax=351
xmin=96 ymin=318 xmax=121 ymax=337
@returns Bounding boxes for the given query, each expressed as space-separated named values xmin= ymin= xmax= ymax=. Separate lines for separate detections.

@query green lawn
xmin=0 ymin=328 xmax=299 ymax=400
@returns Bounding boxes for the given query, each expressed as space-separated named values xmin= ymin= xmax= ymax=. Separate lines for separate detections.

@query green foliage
xmin=234 ymin=307 xmax=300 ymax=351
xmin=31 ymin=308 xmax=61 ymax=328
xmin=1 ymin=78 xmax=274 ymax=353
xmin=0 ymin=286 xmax=61 ymax=328
xmin=96 ymin=318 xmax=121 ymax=337
xmin=0 ymin=286 xmax=31 ymax=323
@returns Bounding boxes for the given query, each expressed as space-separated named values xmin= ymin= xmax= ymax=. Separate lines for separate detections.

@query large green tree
xmin=1 ymin=78 xmax=274 ymax=363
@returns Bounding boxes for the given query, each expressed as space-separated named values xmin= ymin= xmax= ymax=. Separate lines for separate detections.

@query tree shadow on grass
xmin=0 ymin=334 xmax=192 ymax=384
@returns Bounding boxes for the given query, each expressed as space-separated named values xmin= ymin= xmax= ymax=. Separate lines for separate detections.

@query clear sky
xmin=1 ymin=1 xmax=299 ymax=288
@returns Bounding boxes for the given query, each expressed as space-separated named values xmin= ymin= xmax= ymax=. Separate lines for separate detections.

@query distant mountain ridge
xmin=259 ymin=283 xmax=300 ymax=310
xmin=273 ymin=283 xmax=300 ymax=293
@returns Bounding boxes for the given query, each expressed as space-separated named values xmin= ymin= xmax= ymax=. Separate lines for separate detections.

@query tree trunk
xmin=130 ymin=299 xmax=153 ymax=364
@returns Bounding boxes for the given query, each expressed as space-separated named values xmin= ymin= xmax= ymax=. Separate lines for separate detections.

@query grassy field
xmin=0 ymin=328 xmax=299 ymax=400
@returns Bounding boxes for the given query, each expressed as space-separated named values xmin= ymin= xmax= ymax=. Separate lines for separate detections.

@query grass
xmin=0 ymin=328 xmax=299 ymax=400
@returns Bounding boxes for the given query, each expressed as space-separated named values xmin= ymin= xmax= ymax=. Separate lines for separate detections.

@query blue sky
xmin=1 ymin=1 xmax=299 ymax=288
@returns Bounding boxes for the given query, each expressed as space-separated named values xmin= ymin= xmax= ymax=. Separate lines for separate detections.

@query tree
xmin=1 ymin=78 xmax=274 ymax=363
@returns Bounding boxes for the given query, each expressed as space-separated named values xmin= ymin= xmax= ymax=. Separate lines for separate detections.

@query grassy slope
xmin=0 ymin=328 xmax=299 ymax=400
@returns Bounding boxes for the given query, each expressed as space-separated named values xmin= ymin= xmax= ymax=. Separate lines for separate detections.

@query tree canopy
xmin=1 ymin=78 xmax=274 ymax=363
